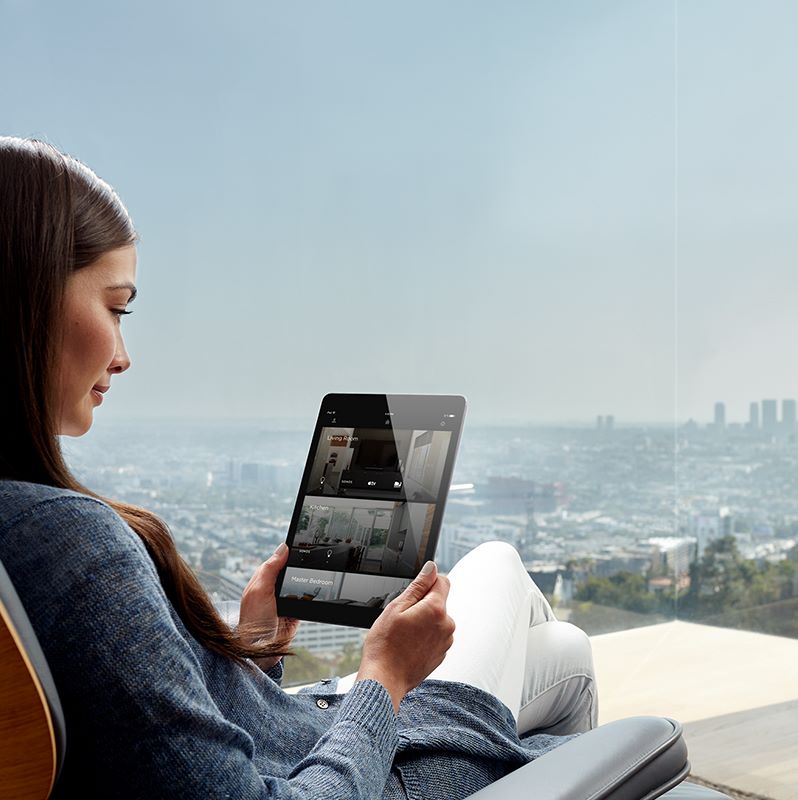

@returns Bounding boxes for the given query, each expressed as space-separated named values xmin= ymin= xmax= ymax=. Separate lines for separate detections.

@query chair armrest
xmin=466 ymin=716 xmax=690 ymax=800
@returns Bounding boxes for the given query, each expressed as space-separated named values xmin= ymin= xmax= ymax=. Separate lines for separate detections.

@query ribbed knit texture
xmin=0 ymin=481 xmax=574 ymax=799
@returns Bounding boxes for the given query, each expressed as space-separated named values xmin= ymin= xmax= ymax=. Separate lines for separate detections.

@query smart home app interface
xmin=278 ymin=395 xmax=465 ymax=625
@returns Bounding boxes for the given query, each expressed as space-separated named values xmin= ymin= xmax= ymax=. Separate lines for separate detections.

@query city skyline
xmin=88 ymin=388 xmax=798 ymax=430
xmin=62 ymin=416 xmax=798 ymax=616
xmin=710 ymin=397 xmax=798 ymax=430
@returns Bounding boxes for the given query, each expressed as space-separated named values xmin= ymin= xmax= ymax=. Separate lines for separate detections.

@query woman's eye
xmin=112 ymin=308 xmax=133 ymax=319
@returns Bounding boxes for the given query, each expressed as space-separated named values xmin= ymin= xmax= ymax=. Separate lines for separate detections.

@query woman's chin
xmin=58 ymin=410 xmax=95 ymax=437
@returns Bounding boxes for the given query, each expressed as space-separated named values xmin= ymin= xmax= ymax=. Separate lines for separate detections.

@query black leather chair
xmin=0 ymin=558 xmax=730 ymax=800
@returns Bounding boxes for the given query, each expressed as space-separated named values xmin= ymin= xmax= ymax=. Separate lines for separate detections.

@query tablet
xmin=276 ymin=393 xmax=467 ymax=628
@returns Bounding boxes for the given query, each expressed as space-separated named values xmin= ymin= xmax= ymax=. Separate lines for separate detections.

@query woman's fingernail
xmin=274 ymin=543 xmax=288 ymax=557
xmin=420 ymin=560 xmax=435 ymax=576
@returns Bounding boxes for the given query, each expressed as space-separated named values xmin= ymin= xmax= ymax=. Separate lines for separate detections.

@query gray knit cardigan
xmin=0 ymin=481 xmax=573 ymax=799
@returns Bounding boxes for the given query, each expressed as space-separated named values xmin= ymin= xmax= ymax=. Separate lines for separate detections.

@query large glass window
xmin=6 ymin=3 xmax=796 ymax=796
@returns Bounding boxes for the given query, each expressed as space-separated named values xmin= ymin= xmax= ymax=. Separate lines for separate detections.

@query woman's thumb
xmin=394 ymin=561 xmax=437 ymax=608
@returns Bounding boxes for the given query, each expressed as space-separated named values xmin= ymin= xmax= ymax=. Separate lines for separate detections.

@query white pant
xmin=337 ymin=541 xmax=598 ymax=736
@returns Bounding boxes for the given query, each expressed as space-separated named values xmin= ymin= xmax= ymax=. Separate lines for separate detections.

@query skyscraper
xmin=748 ymin=401 xmax=759 ymax=430
xmin=762 ymin=399 xmax=778 ymax=434
xmin=783 ymin=399 xmax=797 ymax=434
xmin=714 ymin=402 xmax=726 ymax=428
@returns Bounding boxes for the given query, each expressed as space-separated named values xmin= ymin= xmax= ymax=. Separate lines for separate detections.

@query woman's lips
xmin=91 ymin=385 xmax=109 ymax=405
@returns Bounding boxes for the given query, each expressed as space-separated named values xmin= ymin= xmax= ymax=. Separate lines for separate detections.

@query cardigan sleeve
xmin=1 ymin=493 xmax=398 ymax=799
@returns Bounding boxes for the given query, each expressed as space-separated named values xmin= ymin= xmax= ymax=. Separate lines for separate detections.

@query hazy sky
xmin=2 ymin=1 xmax=797 ymax=425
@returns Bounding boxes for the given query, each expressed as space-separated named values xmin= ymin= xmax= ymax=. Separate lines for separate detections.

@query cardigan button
xmin=316 ymin=698 xmax=330 ymax=709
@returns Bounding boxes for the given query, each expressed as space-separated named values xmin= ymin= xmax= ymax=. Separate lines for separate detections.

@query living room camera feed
xmin=306 ymin=427 xmax=452 ymax=503
xmin=279 ymin=568 xmax=411 ymax=610
xmin=286 ymin=496 xmax=435 ymax=579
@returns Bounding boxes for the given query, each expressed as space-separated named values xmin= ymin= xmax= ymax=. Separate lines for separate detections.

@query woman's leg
xmin=337 ymin=540 xmax=597 ymax=735
xmin=423 ymin=540 xmax=553 ymax=718
xmin=336 ymin=540 xmax=540 ymax=706
xmin=515 ymin=621 xmax=598 ymax=736
xmin=429 ymin=542 xmax=598 ymax=736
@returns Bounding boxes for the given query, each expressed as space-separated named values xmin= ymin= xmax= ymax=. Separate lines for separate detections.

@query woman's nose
xmin=109 ymin=335 xmax=131 ymax=374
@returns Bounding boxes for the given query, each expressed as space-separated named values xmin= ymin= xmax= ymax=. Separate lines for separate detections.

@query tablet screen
xmin=276 ymin=393 xmax=466 ymax=628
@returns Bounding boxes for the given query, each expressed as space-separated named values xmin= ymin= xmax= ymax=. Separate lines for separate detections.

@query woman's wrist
xmin=354 ymin=664 xmax=406 ymax=714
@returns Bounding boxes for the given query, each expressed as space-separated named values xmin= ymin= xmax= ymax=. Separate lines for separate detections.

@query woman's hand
xmin=356 ymin=561 xmax=455 ymax=713
xmin=238 ymin=542 xmax=300 ymax=671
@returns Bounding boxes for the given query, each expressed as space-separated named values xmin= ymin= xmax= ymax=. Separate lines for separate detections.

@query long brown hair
xmin=0 ymin=136 xmax=288 ymax=666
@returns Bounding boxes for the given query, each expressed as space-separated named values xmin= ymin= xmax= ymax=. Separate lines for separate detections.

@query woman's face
xmin=57 ymin=245 xmax=137 ymax=436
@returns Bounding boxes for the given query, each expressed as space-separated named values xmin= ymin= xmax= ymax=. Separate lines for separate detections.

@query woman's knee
xmin=448 ymin=540 xmax=523 ymax=581
xmin=466 ymin=540 xmax=522 ymax=568
xmin=530 ymin=621 xmax=595 ymax=679
xmin=559 ymin=622 xmax=595 ymax=678
xmin=520 ymin=622 xmax=598 ymax=735
xmin=450 ymin=541 xmax=528 ymax=585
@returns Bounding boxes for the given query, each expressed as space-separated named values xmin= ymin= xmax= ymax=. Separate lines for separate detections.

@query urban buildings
xmin=762 ymin=399 xmax=779 ymax=434
xmin=63 ymin=413 xmax=798 ymax=663
xmin=714 ymin=402 xmax=725 ymax=429
xmin=723 ymin=398 xmax=797 ymax=437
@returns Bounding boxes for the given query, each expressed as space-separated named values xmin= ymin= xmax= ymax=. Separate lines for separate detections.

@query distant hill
xmin=567 ymin=598 xmax=798 ymax=640
xmin=693 ymin=597 xmax=798 ymax=640
xmin=567 ymin=603 xmax=668 ymax=636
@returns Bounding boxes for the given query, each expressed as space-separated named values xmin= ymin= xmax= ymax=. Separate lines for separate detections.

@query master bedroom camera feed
xmin=287 ymin=496 xmax=435 ymax=579
xmin=279 ymin=567 xmax=411 ymax=609
xmin=306 ymin=427 xmax=451 ymax=503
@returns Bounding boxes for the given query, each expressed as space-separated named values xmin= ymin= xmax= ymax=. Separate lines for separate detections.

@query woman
xmin=0 ymin=136 xmax=597 ymax=800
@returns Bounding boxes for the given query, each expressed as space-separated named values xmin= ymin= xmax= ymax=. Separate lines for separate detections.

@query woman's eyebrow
xmin=106 ymin=283 xmax=138 ymax=302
